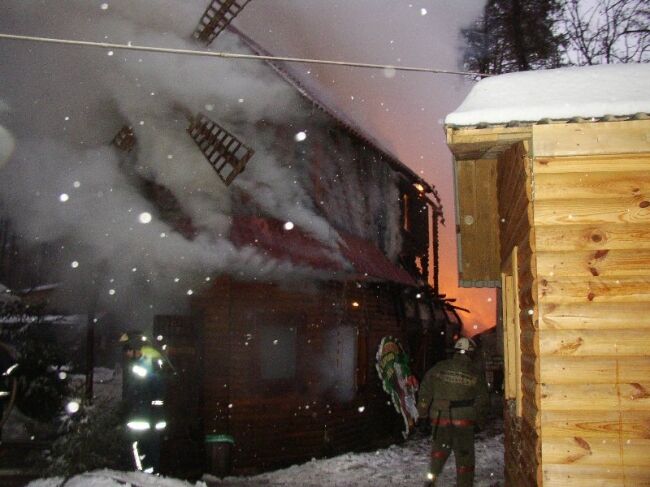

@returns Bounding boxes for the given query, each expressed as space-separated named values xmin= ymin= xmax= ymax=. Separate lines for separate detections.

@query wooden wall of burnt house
xmin=188 ymin=276 xmax=420 ymax=474
xmin=0 ymin=214 xmax=59 ymax=292
xmin=154 ymin=315 xmax=205 ymax=478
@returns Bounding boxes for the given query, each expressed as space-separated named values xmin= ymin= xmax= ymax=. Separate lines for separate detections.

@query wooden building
xmin=146 ymin=29 xmax=459 ymax=477
xmin=445 ymin=64 xmax=650 ymax=486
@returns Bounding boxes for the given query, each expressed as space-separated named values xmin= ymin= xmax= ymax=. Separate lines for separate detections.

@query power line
xmin=0 ymin=33 xmax=490 ymax=78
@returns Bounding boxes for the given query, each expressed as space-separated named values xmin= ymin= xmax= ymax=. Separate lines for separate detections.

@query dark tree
xmin=462 ymin=0 xmax=564 ymax=75
xmin=560 ymin=0 xmax=650 ymax=65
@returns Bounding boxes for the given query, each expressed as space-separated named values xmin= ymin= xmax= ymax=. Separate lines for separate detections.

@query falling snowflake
xmin=138 ymin=212 xmax=152 ymax=224
xmin=71 ymin=261 xmax=79 ymax=268
xmin=100 ymin=3 xmax=109 ymax=10
xmin=284 ymin=221 xmax=295 ymax=230
xmin=420 ymin=8 xmax=428 ymax=15
xmin=59 ymin=193 xmax=69 ymax=202
xmin=294 ymin=131 xmax=307 ymax=142
xmin=108 ymin=289 xmax=116 ymax=295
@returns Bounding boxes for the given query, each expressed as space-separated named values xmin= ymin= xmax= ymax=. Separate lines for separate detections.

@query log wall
xmin=193 ymin=277 xmax=409 ymax=473
xmin=533 ymin=120 xmax=650 ymax=486
xmin=497 ymin=141 xmax=541 ymax=487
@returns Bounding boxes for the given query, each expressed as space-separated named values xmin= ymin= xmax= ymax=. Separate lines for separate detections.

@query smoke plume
xmin=0 ymin=0 xmax=403 ymax=324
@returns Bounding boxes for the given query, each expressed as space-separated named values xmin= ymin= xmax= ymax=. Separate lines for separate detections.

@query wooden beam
xmin=540 ymin=382 xmax=650 ymax=411
xmin=537 ymin=249 xmax=650 ymax=278
xmin=534 ymin=170 xmax=650 ymax=201
xmin=539 ymin=329 xmax=650 ymax=355
xmin=538 ymin=276 xmax=650 ymax=304
xmin=446 ymin=125 xmax=532 ymax=161
xmin=541 ymin=410 xmax=650 ymax=439
xmin=543 ymin=464 xmax=650 ymax=487
xmin=534 ymin=153 xmax=650 ymax=174
xmin=539 ymin=301 xmax=650 ymax=330
xmin=534 ymin=197 xmax=650 ymax=226
xmin=533 ymin=120 xmax=650 ymax=158
xmin=535 ymin=223 xmax=650 ymax=252
xmin=540 ymin=356 xmax=650 ymax=384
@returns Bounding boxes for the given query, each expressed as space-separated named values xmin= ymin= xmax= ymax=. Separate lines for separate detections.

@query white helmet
xmin=454 ymin=337 xmax=476 ymax=353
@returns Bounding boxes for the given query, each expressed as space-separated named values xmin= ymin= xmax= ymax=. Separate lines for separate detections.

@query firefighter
xmin=417 ymin=337 xmax=489 ymax=487
xmin=120 ymin=331 xmax=167 ymax=474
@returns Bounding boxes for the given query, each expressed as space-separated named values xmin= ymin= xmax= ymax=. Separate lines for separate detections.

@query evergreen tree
xmin=462 ymin=0 xmax=564 ymax=76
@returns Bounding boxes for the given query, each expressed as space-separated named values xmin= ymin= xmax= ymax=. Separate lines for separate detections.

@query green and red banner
xmin=376 ymin=336 xmax=419 ymax=438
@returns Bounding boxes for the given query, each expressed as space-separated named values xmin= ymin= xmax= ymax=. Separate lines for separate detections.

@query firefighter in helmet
xmin=120 ymin=331 xmax=168 ymax=474
xmin=416 ymin=337 xmax=489 ymax=487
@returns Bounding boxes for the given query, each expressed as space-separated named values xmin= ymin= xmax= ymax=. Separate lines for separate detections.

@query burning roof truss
xmin=193 ymin=0 xmax=253 ymax=45
xmin=112 ymin=125 xmax=136 ymax=153
xmin=187 ymin=113 xmax=254 ymax=186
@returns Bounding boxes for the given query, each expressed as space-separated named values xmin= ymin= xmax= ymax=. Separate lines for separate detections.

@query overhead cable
xmin=0 ymin=33 xmax=491 ymax=78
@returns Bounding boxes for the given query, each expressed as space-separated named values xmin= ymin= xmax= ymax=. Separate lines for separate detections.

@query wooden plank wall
xmin=497 ymin=141 xmax=541 ymax=487
xmin=194 ymin=278 xmax=408 ymax=473
xmin=533 ymin=120 xmax=650 ymax=487
xmin=455 ymin=158 xmax=501 ymax=285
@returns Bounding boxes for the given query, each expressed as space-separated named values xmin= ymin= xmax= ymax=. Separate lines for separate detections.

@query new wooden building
xmin=445 ymin=64 xmax=650 ymax=486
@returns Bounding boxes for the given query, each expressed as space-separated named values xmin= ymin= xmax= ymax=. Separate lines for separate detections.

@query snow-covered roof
xmin=446 ymin=63 xmax=650 ymax=127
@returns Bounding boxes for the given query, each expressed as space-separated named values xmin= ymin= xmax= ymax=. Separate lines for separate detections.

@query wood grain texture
xmin=533 ymin=120 xmax=650 ymax=157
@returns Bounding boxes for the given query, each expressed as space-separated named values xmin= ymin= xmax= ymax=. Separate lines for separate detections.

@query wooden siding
xmin=193 ymin=278 xmax=409 ymax=473
xmin=533 ymin=121 xmax=650 ymax=486
xmin=455 ymin=158 xmax=501 ymax=285
xmin=497 ymin=141 xmax=541 ymax=487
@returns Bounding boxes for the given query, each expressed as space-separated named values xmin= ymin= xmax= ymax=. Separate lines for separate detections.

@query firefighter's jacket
xmin=416 ymin=353 xmax=489 ymax=427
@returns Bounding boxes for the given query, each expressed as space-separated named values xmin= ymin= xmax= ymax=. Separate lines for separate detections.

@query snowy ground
xmin=207 ymin=420 xmax=504 ymax=487
xmin=20 ymin=370 xmax=504 ymax=486
xmin=27 ymin=419 xmax=504 ymax=487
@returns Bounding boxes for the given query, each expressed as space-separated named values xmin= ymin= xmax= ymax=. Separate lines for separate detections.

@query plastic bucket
xmin=205 ymin=434 xmax=234 ymax=477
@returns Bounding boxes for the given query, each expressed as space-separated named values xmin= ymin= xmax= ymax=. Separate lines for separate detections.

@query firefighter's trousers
xmin=430 ymin=419 xmax=475 ymax=487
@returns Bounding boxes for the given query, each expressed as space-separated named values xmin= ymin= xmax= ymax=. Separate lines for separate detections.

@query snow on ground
xmin=27 ymin=470 xmax=207 ymax=487
xmin=208 ymin=420 xmax=504 ymax=487
xmin=445 ymin=63 xmax=650 ymax=126
xmin=28 ymin=419 xmax=503 ymax=487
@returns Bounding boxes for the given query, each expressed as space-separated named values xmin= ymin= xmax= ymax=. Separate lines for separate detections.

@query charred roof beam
xmin=193 ymin=0 xmax=253 ymax=45
xmin=187 ymin=113 xmax=254 ymax=186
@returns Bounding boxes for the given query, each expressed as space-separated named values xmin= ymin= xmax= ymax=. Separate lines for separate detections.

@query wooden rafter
xmin=112 ymin=125 xmax=136 ymax=153
xmin=187 ymin=113 xmax=254 ymax=186
xmin=193 ymin=0 xmax=252 ymax=45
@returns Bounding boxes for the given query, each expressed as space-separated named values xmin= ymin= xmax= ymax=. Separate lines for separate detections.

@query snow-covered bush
xmin=1 ymin=301 xmax=69 ymax=422
xmin=44 ymin=398 xmax=131 ymax=476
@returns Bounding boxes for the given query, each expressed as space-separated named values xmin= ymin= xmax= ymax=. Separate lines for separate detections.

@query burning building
xmin=0 ymin=1 xmax=462 ymax=478
xmin=143 ymin=32 xmax=451 ymax=476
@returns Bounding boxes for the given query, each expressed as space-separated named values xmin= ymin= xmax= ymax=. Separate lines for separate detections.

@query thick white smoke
xmin=0 ymin=1 xmax=403 ymax=322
